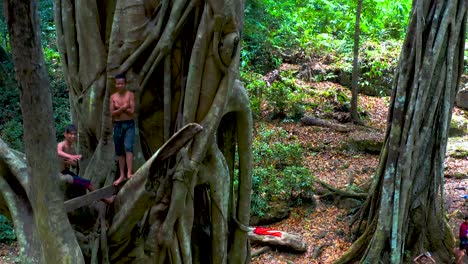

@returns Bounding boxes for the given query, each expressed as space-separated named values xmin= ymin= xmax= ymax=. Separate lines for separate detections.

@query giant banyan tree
xmin=1 ymin=0 xmax=252 ymax=263
xmin=335 ymin=0 xmax=467 ymax=263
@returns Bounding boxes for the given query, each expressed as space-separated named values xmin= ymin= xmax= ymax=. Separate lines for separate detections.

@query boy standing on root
xmin=110 ymin=73 xmax=135 ymax=186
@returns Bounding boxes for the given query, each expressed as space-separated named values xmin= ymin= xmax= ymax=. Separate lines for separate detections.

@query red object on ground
xmin=253 ymin=227 xmax=282 ymax=237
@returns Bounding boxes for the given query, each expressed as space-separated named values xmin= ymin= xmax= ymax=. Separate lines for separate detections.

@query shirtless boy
xmin=110 ymin=73 xmax=135 ymax=186
xmin=58 ymin=125 xmax=114 ymax=203
xmin=57 ymin=124 xmax=92 ymax=193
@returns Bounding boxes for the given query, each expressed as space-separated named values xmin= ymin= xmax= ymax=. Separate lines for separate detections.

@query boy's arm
xmin=57 ymin=142 xmax=70 ymax=159
xmin=110 ymin=95 xmax=125 ymax=117
xmin=57 ymin=142 xmax=81 ymax=163
xmin=124 ymin=92 xmax=135 ymax=114
xmin=63 ymin=158 xmax=77 ymax=167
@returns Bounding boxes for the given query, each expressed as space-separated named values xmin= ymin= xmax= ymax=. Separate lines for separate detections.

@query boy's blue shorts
xmin=113 ymin=120 xmax=135 ymax=156
xmin=61 ymin=169 xmax=91 ymax=189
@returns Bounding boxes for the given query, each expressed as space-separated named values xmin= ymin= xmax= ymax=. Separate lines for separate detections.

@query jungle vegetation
xmin=2 ymin=0 xmax=467 ymax=263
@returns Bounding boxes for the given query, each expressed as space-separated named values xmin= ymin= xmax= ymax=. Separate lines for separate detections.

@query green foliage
xmin=50 ymin=74 xmax=72 ymax=137
xmin=0 ymin=3 xmax=9 ymax=51
xmin=242 ymin=0 xmax=284 ymax=73
xmin=309 ymin=33 xmax=349 ymax=57
xmin=42 ymin=7 xmax=71 ymax=135
xmin=363 ymin=0 xmax=412 ymax=39
xmin=0 ymin=0 xmax=55 ymax=52
xmin=358 ymin=40 xmax=401 ymax=96
xmin=241 ymin=70 xmax=311 ymax=121
xmin=0 ymin=0 xmax=70 ymax=149
xmin=0 ymin=58 xmax=70 ymax=150
xmin=47 ymin=47 xmax=71 ymax=137
xmin=330 ymin=39 xmax=401 ymax=96
xmin=451 ymin=148 xmax=468 ymax=159
xmin=240 ymin=70 xmax=266 ymax=119
xmin=243 ymin=0 xmax=412 ymax=72
xmin=266 ymin=71 xmax=310 ymax=121
xmin=251 ymin=126 xmax=313 ymax=217
xmin=0 ymin=52 xmax=23 ymax=150
xmin=319 ymin=87 xmax=350 ymax=103
xmin=44 ymin=47 xmax=61 ymax=62
xmin=0 ymin=215 xmax=16 ymax=244
xmin=1 ymin=119 xmax=24 ymax=151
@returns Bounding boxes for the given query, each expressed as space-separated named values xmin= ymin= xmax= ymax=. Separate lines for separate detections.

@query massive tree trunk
xmin=61 ymin=0 xmax=249 ymax=263
xmin=336 ymin=0 xmax=467 ymax=263
xmin=1 ymin=0 xmax=250 ymax=263
xmin=4 ymin=0 xmax=84 ymax=263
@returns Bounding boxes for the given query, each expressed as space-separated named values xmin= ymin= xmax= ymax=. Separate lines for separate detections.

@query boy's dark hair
xmin=65 ymin=124 xmax=77 ymax=134
xmin=115 ymin=73 xmax=126 ymax=80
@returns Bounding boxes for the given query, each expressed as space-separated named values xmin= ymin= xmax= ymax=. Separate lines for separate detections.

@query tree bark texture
xmin=52 ymin=0 xmax=251 ymax=263
xmin=4 ymin=0 xmax=84 ymax=263
xmin=350 ymin=0 xmax=362 ymax=123
xmin=335 ymin=0 xmax=467 ymax=263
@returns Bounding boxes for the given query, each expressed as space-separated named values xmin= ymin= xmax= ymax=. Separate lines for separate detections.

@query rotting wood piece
xmin=64 ymin=184 xmax=119 ymax=212
xmin=300 ymin=116 xmax=350 ymax=132
xmin=251 ymin=246 xmax=271 ymax=258
xmin=248 ymin=227 xmax=307 ymax=253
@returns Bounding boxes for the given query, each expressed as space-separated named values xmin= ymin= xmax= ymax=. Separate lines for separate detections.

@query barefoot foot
xmin=113 ymin=176 xmax=126 ymax=186
xmin=102 ymin=195 xmax=115 ymax=204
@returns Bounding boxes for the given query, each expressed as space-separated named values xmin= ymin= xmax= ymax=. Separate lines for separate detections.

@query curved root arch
xmin=56 ymin=0 xmax=250 ymax=263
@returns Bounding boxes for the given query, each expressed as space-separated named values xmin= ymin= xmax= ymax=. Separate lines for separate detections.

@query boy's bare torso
xmin=111 ymin=91 xmax=134 ymax=121
xmin=58 ymin=141 xmax=76 ymax=171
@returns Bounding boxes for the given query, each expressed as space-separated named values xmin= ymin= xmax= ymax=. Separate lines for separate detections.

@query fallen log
xmin=316 ymin=179 xmax=367 ymax=200
xmin=300 ymin=116 xmax=350 ymax=132
xmin=248 ymin=227 xmax=307 ymax=253
xmin=312 ymin=243 xmax=329 ymax=259
xmin=251 ymin=246 xmax=272 ymax=257
xmin=64 ymin=184 xmax=118 ymax=212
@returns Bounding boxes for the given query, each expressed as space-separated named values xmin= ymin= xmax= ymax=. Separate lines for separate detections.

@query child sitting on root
xmin=58 ymin=124 xmax=113 ymax=203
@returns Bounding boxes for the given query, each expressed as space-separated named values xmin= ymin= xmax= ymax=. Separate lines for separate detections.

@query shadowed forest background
xmin=1 ymin=0 xmax=468 ymax=263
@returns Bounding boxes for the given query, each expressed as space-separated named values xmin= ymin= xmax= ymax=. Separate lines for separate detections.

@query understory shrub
xmin=332 ymin=40 xmax=401 ymax=96
xmin=0 ymin=2 xmax=70 ymax=150
xmin=251 ymin=125 xmax=314 ymax=217
xmin=0 ymin=214 xmax=16 ymax=244
xmin=266 ymin=76 xmax=306 ymax=121
xmin=0 ymin=48 xmax=70 ymax=150
xmin=242 ymin=69 xmax=312 ymax=121
xmin=240 ymin=70 xmax=265 ymax=120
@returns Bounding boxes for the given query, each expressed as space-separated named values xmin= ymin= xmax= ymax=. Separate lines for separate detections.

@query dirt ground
xmin=250 ymin=91 xmax=468 ymax=264
xmin=0 ymin=242 xmax=18 ymax=264
xmin=0 ymin=90 xmax=467 ymax=264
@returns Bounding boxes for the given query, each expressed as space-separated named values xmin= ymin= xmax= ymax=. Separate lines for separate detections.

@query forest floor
xmin=0 ymin=242 xmax=18 ymax=264
xmin=250 ymin=73 xmax=468 ymax=264
xmin=1 ymin=70 xmax=467 ymax=264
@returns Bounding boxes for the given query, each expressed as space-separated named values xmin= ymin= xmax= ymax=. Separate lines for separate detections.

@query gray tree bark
xmin=1 ymin=0 xmax=252 ymax=262
xmin=350 ymin=0 xmax=362 ymax=123
xmin=1 ymin=0 xmax=251 ymax=263
xmin=0 ymin=0 xmax=252 ymax=263
xmin=4 ymin=0 xmax=84 ymax=263
xmin=335 ymin=0 xmax=467 ymax=263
